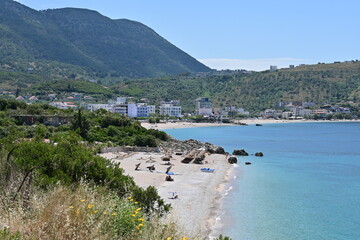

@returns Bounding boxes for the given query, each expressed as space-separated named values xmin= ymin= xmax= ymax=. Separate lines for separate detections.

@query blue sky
xmin=17 ymin=0 xmax=360 ymax=71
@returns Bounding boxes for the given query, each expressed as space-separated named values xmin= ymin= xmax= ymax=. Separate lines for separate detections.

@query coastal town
xmin=5 ymin=90 xmax=358 ymax=121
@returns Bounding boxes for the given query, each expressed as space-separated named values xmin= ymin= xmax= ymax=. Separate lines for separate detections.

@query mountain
xmin=0 ymin=0 xmax=210 ymax=78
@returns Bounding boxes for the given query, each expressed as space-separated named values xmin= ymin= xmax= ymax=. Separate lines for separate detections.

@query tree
xmin=71 ymin=109 xmax=90 ymax=139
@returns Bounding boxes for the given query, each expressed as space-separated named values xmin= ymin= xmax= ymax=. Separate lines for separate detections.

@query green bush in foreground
xmin=2 ymin=132 xmax=170 ymax=215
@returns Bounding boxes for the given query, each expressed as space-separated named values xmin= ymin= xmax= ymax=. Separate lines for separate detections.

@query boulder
xmin=255 ymin=152 xmax=264 ymax=157
xmin=228 ymin=156 xmax=238 ymax=164
xmin=215 ymin=147 xmax=225 ymax=154
xmin=232 ymin=149 xmax=249 ymax=156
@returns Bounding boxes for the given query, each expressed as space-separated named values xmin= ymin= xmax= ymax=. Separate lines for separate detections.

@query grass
xmin=0 ymin=182 xmax=190 ymax=240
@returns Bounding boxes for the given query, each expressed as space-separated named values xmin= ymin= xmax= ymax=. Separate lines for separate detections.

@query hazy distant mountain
xmin=0 ymin=0 xmax=210 ymax=78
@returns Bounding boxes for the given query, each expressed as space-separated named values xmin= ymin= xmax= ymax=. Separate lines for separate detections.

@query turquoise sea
xmin=165 ymin=122 xmax=360 ymax=240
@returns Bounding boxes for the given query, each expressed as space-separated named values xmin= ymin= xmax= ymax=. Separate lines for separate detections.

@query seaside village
xmin=9 ymin=90 xmax=356 ymax=121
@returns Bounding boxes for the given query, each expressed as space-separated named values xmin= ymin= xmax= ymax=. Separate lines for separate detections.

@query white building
xmin=113 ymin=104 xmax=128 ymax=115
xmin=86 ymin=104 xmax=113 ymax=112
xmin=237 ymin=108 xmax=250 ymax=115
xmin=116 ymin=97 xmax=127 ymax=104
xmin=195 ymin=97 xmax=213 ymax=116
xmin=263 ymin=109 xmax=282 ymax=118
xmin=224 ymin=106 xmax=237 ymax=112
xmin=159 ymin=104 xmax=182 ymax=117
xmin=136 ymin=103 xmax=149 ymax=117
xmin=127 ymin=103 xmax=137 ymax=118
xmin=282 ymin=111 xmax=293 ymax=119
xmin=147 ymin=105 xmax=156 ymax=115
xmin=50 ymin=102 xmax=77 ymax=110
xmin=299 ymin=109 xmax=313 ymax=117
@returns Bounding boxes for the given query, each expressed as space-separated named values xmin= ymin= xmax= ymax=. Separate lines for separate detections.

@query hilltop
xmin=0 ymin=0 xmax=210 ymax=79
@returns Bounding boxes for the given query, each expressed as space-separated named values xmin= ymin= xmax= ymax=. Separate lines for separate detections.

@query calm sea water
xmin=165 ymin=122 xmax=360 ymax=240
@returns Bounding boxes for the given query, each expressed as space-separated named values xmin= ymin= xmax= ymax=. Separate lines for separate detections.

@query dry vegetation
xmin=0 ymin=182 xmax=186 ymax=240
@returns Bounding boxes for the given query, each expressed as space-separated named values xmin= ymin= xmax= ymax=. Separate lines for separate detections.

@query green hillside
xmin=113 ymin=61 xmax=360 ymax=112
xmin=0 ymin=0 xmax=210 ymax=79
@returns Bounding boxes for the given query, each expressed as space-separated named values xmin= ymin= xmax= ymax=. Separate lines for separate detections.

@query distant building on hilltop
xmin=15 ymin=96 xmax=25 ymax=101
xmin=29 ymin=96 xmax=39 ymax=101
xmin=270 ymin=65 xmax=278 ymax=72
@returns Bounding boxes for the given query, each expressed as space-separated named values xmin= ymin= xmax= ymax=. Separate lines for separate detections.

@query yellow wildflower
xmin=87 ymin=204 xmax=94 ymax=209
xmin=129 ymin=199 xmax=133 ymax=202
xmin=68 ymin=206 xmax=74 ymax=209
xmin=112 ymin=213 xmax=117 ymax=216
xmin=138 ymin=223 xmax=144 ymax=227
xmin=80 ymin=199 xmax=85 ymax=202
xmin=136 ymin=207 xmax=142 ymax=211
xmin=76 ymin=209 xmax=81 ymax=214
xmin=167 ymin=237 xmax=172 ymax=240
xmin=182 ymin=238 xmax=189 ymax=240
xmin=135 ymin=226 xmax=140 ymax=230
xmin=138 ymin=218 xmax=144 ymax=222
xmin=132 ymin=214 xmax=136 ymax=217
xmin=134 ymin=201 xmax=138 ymax=204
xmin=128 ymin=196 xmax=132 ymax=200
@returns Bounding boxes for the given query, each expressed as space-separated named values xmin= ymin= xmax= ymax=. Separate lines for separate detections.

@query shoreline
xmin=141 ymin=119 xmax=360 ymax=130
xmin=207 ymin=165 xmax=236 ymax=239
xmin=100 ymin=151 xmax=234 ymax=238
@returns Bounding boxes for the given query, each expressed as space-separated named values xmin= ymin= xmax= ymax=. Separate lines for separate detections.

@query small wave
xmin=232 ymin=163 xmax=239 ymax=167
xmin=209 ymin=211 xmax=225 ymax=240
xmin=223 ymin=186 xmax=233 ymax=196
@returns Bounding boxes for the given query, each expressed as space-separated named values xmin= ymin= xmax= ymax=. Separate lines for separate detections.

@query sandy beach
xmin=141 ymin=119 xmax=360 ymax=130
xmin=100 ymin=150 xmax=234 ymax=238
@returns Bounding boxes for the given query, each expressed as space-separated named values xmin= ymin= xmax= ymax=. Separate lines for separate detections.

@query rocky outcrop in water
xmin=228 ymin=156 xmax=238 ymax=164
xmin=232 ymin=149 xmax=249 ymax=156
xmin=255 ymin=152 xmax=264 ymax=157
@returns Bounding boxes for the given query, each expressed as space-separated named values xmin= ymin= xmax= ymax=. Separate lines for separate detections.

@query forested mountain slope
xmin=0 ymin=0 xmax=210 ymax=79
